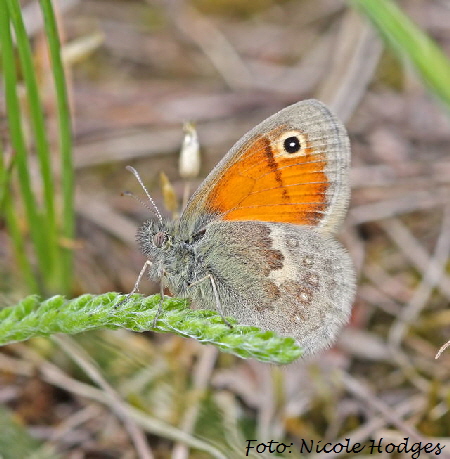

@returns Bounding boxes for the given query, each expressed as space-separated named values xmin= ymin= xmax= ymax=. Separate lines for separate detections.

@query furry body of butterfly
xmin=137 ymin=99 xmax=356 ymax=356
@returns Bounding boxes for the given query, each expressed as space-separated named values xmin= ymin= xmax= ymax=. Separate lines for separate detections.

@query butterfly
xmin=132 ymin=99 xmax=355 ymax=356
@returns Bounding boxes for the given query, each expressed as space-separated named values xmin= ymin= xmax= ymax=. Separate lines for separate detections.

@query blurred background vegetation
xmin=1 ymin=0 xmax=450 ymax=457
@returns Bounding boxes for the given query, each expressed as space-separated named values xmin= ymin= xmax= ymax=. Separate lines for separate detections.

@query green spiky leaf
xmin=0 ymin=293 xmax=302 ymax=364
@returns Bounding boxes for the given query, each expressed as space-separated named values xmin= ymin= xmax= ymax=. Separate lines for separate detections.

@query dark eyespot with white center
xmin=284 ymin=136 xmax=301 ymax=153
xmin=275 ymin=130 xmax=308 ymax=158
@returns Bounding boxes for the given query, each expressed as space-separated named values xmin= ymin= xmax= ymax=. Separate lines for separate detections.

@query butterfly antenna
xmin=126 ymin=165 xmax=163 ymax=224
xmin=122 ymin=190 xmax=157 ymax=217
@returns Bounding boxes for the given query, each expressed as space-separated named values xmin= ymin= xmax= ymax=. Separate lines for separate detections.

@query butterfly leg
xmin=115 ymin=260 xmax=152 ymax=309
xmin=152 ymin=275 xmax=167 ymax=328
xmin=188 ymin=274 xmax=232 ymax=328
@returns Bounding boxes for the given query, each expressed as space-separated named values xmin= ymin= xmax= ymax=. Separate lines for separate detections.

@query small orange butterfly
xmin=131 ymin=100 xmax=355 ymax=356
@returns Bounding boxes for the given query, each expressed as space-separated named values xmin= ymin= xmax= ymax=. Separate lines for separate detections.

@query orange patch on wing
xmin=207 ymin=134 xmax=328 ymax=225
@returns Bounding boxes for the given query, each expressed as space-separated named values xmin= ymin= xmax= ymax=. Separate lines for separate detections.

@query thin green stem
xmin=352 ymin=0 xmax=450 ymax=111
xmin=39 ymin=0 xmax=74 ymax=295
xmin=6 ymin=0 xmax=60 ymax=292
xmin=4 ymin=199 xmax=39 ymax=293
xmin=0 ymin=1 xmax=47 ymax=292
xmin=0 ymin=137 xmax=37 ymax=292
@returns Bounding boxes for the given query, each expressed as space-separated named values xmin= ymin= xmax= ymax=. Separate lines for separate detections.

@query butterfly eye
xmin=283 ymin=136 xmax=301 ymax=153
xmin=153 ymin=231 xmax=166 ymax=248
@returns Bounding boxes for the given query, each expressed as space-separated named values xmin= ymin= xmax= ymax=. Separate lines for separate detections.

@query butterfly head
xmin=137 ymin=219 xmax=173 ymax=256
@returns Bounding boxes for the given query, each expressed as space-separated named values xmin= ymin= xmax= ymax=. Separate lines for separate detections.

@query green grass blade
xmin=0 ymin=293 xmax=303 ymax=365
xmin=6 ymin=0 xmax=60 ymax=291
xmin=0 ymin=2 xmax=48 ymax=289
xmin=4 ymin=199 xmax=39 ymax=293
xmin=0 ymin=405 xmax=61 ymax=459
xmin=0 ymin=144 xmax=8 ymax=209
xmin=351 ymin=0 xmax=450 ymax=110
xmin=39 ymin=0 xmax=74 ymax=294
xmin=0 ymin=136 xmax=37 ymax=292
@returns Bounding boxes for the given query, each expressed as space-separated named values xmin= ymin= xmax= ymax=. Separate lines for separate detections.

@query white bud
xmin=179 ymin=122 xmax=200 ymax=179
